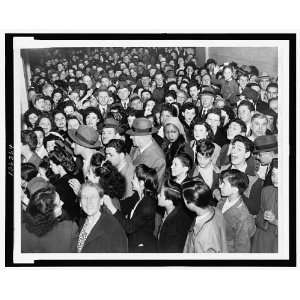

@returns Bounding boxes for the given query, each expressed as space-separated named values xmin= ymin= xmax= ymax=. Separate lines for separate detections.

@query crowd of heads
xmin=21 ymin=46 xmax=279 ymax=253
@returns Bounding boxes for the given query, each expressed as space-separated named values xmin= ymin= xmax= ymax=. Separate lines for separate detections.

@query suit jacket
xmin=114 ymin=192 xmax=157 ymax=253
xmin=157 ymin=206 xmax=193 ymax=253
xmin=75 ymin=211 xmax=128 ymax=253
xmin=217 ymin=197 xmax=256 ymax=253
xmin=130 ymin=140 xmax=166 ymax=188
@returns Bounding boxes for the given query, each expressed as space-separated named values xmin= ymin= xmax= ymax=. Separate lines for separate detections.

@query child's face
xmin=271 ymin=167 xmax=278 ymax=187
xmin=193 ymin=124 xmax=208 ymax=140
xmin=183 ymin=109 xmax=196 ymax=124
xmin=196 ymin=153 xmax=212 ymax=168
xmin=219 ymin=177 xmax=234 ymax=197
xmin=165 ymin=124 xmax=180 ymax=143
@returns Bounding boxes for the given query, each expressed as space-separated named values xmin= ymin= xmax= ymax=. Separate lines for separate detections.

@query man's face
xmin=206 ymin=113 xmax=220 ymax=130
xmin=202 ymin=74 xmax=211 ymax=86
xmin=141 ymin=91 xmax=151 ymax=102
xmin=267 ymin=87 xmax=278 ymax=100
xmin=258 ymin=151 xmax=275 ymax=166
xmin=231 ymin=141 xmax=249 ymax=166
xmin=223 ymin=68 xmax=233 ymax=81
xmin=141 ymin=76 xmax=150 ymax=88
xmin=51 ymin=73 xmax=59 ymax=82
xmin=83 ymin=76 xmax=92 ymax=89
xmin=101 ymin=127 xmax=117 ymax=145
xmin=193 ymin=124 xmax=207 ymax=140
xmin=176 ymin=92 xmax=187 ymax=105
xmin=197 ymin=153 xmax=212 ymax=168
xmin=259 ymin=78 xmax=270 ymax=91
xmin=201 ymin=94 xmax=214 ymax=109
xmin=70 ymin=92 xmax=80 ymax=103
xmin=251 ymin=117 xmax=268 ymax=138
xmin=106 ymin=147 xmax=122 ymax=167
xmin=118 ymin=88 xmax=130 ymax=101
xmin=238 ymin=76 xmax=249 ymax=89
xmin=227 ymin=122 xmax=243 ymax=140
xmin=238 ymin=105 xmax=252 ymax=123
xmin=101 ymin=77 xmax=110 ymax=88
xmin=183 ymin=109 xmax=196 ymax=124
xmin=219 ymin=177 xmax=234 ymax=197
xmin=35 ymin=98 xmax=45 ymax=111
xmin=160 ymin=110 xmax=172 ymax=126
xmin=98 ymin=91 xmax=109 ymax=106
xmin=189 ymin=86 xmax=199 ymax=99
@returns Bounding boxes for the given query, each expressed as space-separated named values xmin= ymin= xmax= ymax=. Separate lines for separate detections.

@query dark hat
xmin=254 ymin=135 xmax=278 ymax=153
xmin=241 ymin=87 xmax=260 ymax=102
xmin=68 ymin=125 xmax=101 ymax=149
xmin=206 ymin=58 xmax=217 ymax=65
xmin=27 ymin=177 xmax=49 ymax=197
xmin=141 ymin=70 xmax=150 ymax=78
xmin=99 ymin=118 xmax=120 ymax=132
xmin=200 ymin=86 xmax=216 ymax=97
xmin=126 ymin=117 xmax=158 ymax=136
xmin=258 ymin=72 xmax=271 ymax=79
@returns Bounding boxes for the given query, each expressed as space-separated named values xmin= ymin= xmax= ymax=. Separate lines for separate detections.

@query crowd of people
xmin=20 ymin=47 xmax=278 ymax=253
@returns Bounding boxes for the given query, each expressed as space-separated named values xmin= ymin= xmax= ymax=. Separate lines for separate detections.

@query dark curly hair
xmin=21 ymin=130 xmax=38 ymax=151
xmin=24 ymin=183 xmax=60 ymax=237
xmin=23 ymin=107 xmax=41 ymax=128
xmin=96 ymin=160 xmax=126 ymax=199
xmin=48 ymin=144 xmax=77 ymax=175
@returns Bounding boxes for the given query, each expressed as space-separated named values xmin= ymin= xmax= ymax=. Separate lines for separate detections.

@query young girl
xmin=252 ymin=158 xmax=278 ymax=253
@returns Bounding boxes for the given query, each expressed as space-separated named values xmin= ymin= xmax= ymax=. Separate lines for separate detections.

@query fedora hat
xmin=254 ymin=135 xmax=278 ymax=153
xmin=200 ymin=86 xmax=216 ymax=97
xmin=68 ymin=125 xmax=101 ymax=149
xmin=126 ymin=117 xmax=158 ymax=136
xmin=98 ymin=118 xmax=124 ymax=134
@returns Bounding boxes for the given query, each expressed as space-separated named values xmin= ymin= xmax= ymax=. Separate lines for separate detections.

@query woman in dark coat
xmin=21 ymin=181 xmax=78 ymax=253
xmin=74 ymin=182 xmax=128 ymax=253
xmin=104 ymin=164 xmax=158 ymax=253
xmin=48 ymin=144 xmax=81 ymax=221
xmin=157 ymin=180 xmax=193 ymax=252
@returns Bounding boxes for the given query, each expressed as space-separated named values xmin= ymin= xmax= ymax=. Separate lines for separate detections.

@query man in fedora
xmin=127 ymin=117 xmax=166 ymax=189
xmin=199 ymin=87 xmax=215 ymax=118
xmin=254 ymin=135 xmax=278 ymax=186
xmin=68 ymin=125 xmax=101 ymax=178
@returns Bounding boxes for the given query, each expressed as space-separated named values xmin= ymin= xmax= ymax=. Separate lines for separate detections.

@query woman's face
xmin=193 ymin=124 xmax=208 ymax=141
xmin=165 ymin=124 xmax=180 ymax=143
xmin=39 ymin=118 xmax=52 ymax=135
xmin=54 ymin=113 xmax=67 ymax=130
xmin=28 ymin=113 xmax=38 ymax=127
xmin=171 ymin=157 xmax=187 ymax=178
xmin=80 ymin=186 xmax=102 ymax=216
xmin=86 ymin=112 xmax=99 ymax=128
xmin=68 ymin=119 xmax=80 ymax=130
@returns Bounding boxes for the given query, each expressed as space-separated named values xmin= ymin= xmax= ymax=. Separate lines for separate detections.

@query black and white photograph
xmin=5 ymin=34 xmax=296 ymax=267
